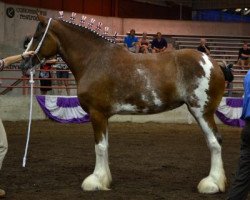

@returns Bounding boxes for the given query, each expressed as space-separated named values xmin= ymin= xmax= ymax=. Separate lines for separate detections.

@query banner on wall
xmin=36 ymin=95 xmax=90 ymax=123
xmin=216 ymin=97 xmax=245 ymax=127
xmin=6 ymin=6 xmax=47 ymax=21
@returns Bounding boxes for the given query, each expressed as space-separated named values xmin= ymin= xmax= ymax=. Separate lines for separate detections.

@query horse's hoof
xmin=197 ymin=177 xmax=220 ymax=194
xmin=81 ymin=174 xmax=110 ymax=191
xmin=0 ymin=188 xmax=6 ymax=197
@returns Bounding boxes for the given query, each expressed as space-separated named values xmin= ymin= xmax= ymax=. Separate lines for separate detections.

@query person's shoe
xmin=0 ymin=189 xmax=6 ymax=198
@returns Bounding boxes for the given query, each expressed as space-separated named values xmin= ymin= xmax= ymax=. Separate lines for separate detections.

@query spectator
xmin=151 ymin=32 xmax=168 ymax=53
xmin=39 ymin=58 xmax=56 ymax=95
xmin=227 ymin=70 xmax=250 ymax=200
xmin=138 ymin=32 xmax=150 ymax=53
xmin=197 ymin=38 xmax=210 ymax=55
xmin=0 ymin=51 xmax=34 ymax=198
xmin=54 ymin=55 xmax=70 ymax=95
xmin=124 ymin=29 xmax=139 ymax=53
xmin=237 ymin=42 xmax=250 ymax=68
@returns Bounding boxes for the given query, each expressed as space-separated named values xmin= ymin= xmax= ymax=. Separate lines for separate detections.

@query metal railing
xmin=0 ymin=65 xmax=247 ymax=97
xmin=0 ymin=67 xmax=77 ymax=95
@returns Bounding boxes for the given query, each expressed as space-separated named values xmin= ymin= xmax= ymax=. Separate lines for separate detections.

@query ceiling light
xmin=244 ymin=9 xmax=250 ymax=15
xmin=235 ymin=8 xmax=242 ymax=12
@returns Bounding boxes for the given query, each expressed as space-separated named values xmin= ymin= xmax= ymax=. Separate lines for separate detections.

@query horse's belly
xmin=113 ymin=101 xmax=184 ymax=115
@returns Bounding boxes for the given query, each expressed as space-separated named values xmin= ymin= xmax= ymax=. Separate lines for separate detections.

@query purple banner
xmin=36 ymin=95 xmax=90 ymax=123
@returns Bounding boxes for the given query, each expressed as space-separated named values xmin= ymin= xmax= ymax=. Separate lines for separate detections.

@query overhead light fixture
xmin=235 ymin=8 xmax=242 ymax=12
xmin=222 ymin=9 xmax=227 ymax=12
xmin=244 ymin=9 xmax=250 ymax=15
xmin=244 ymin=8 xmax=248 ymax=11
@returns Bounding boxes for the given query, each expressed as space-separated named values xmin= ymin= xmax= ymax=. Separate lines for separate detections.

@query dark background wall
xmin=118 ymin=0 xmax=191 ymax=20
xmin=1 ymin=0 xmax=192 ymax=20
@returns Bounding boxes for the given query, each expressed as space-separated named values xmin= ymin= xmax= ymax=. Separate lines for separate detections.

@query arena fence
xmin=0 ymin=67 xmax=77 ymax=96
xmin=0 ymin=65 xmax=245 ymax=97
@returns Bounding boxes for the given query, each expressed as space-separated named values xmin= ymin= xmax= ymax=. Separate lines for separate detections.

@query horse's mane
xmin=58 ymin=19 xmax=117 ymax=44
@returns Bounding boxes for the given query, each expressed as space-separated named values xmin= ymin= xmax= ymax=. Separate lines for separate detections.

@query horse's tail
xmin=217 ymin=60 xmax=234 ymax=82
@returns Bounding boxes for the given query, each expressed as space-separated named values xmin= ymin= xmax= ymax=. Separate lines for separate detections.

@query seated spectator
xmin=124 ymin=29 xmax=139 ymax=53
xmin=238 ymin=41 xmax=250 ymax=68
xmin=197 ymin=38 xmax=210 ymax=55
xmin=151 ymin=32 xmax=167 ymax=53
xmin=54 ymin=55 xmax=70 ymax=95
xmin=39 ymin=58 xmax=56 ymax=95
xmin=138 ymin=32 xmax=150 ymax=53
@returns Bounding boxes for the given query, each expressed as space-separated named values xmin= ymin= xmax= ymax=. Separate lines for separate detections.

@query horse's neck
xmin=52 ymin=22 xmax=109 ymax=81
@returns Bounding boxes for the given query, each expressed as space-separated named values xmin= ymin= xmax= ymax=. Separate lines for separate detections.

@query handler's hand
xmin=22 ymin=51 xmax=35 ymax=58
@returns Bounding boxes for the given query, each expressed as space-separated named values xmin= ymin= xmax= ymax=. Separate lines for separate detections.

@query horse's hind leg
xmin=187 ymin=105 xmax=226 ymax=194
xmin=81 ymin=110 xmax=112 ymax=191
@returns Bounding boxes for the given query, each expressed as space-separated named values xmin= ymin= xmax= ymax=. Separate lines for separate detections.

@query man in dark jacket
xmin=151 ymin=32 xmax=167 ymax=53
xmin=227 ymin=70 xmax=250 ymax=200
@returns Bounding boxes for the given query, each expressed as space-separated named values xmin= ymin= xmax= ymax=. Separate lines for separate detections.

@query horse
xmin=21 ymin=15 xmax=227 ymax=194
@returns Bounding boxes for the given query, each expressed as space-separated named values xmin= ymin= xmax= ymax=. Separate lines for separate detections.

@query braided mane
xmin=59 ymin=18 xmax=117 ymax=44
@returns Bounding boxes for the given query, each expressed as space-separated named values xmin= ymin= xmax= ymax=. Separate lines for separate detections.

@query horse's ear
xmin=36 ymin=12 xmax=47 ymax=25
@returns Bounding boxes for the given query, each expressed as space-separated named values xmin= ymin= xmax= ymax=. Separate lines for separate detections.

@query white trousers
xmin=0 ymin=118 xmax=7 ymax=169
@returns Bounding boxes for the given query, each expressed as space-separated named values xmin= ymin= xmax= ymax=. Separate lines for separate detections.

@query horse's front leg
xmin=82 ymin=110 xmax=112 ymax=191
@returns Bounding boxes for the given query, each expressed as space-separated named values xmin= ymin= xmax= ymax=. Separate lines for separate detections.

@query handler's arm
xmin=3 ymin=51 xmax=34 ymax=67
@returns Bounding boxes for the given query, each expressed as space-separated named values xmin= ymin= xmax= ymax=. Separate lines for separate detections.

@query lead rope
xmin=22 ymin=69 xmax=35 ymax=167
xmin=22 ymin=18 xmax=52 ymax=167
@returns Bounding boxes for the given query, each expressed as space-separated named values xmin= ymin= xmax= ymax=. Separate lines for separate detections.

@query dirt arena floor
xmin=0 ymin=120 xmax=247 ymax=200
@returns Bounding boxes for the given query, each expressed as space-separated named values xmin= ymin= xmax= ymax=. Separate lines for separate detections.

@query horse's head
xmin=21 ymin=15 xmax=58 ymax=75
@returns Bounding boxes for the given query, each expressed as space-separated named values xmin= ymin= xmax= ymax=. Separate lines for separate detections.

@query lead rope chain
xmin=22 ymin=18 xmax=52 ymax=167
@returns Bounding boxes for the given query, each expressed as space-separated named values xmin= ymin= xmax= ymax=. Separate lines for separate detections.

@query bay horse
xmin=22 ymin=15 xmax=226 ymax=194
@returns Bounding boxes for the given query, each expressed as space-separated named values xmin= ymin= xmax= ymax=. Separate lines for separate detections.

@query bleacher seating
xmin=173 ymin=35 xmax=250 ymax=64
xmin=172 ymin=35 xmax=250 ymax=97
xmin=116 ymin=34 xmax=250 ymax=97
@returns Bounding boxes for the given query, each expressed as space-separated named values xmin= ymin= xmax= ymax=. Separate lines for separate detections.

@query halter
xmin=35 ymin=18 xmax=52 ymax=54
xmin=35 ymin=18 xmax=53 ymax=63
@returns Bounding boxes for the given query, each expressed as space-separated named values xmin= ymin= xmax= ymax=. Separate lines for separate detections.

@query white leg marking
xmin=192 ymin=54 xmax=226 ymax=193
xmin=197 ymin=117 xmax=226 ymax=194
xmin=82 ymin=133 xmax=112 ymax=191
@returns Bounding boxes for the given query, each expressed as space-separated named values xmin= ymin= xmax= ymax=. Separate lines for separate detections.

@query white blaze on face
xmin=193 ymin=53 xmax=213 ymax=116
